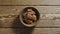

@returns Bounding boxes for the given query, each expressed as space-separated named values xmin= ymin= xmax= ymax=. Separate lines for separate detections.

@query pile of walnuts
xmin=23 ymin=9 xmax=37 ymax=24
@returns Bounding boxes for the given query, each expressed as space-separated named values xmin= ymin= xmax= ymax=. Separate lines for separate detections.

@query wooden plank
xmin=0 ymin=6 xmax=60 ymax=27
xmin=0 ymin=6 xmax=60 ymax=15
xmin=0 ymin=6 xmax=21 ymax=15
xmin=1 ymin=28 xmax=60 ymax=34
xmin=0 ymin=0 xmax=60 ymax=5
xmin=20 ymin=0 xmax=60 ymax=5
xmin=1 ymin=16 xmax=60 ymax=27
xmin=0 ymin=28 xmax=53 ymax=34
xmin=52 ymin=28 xmax=60 ymax=34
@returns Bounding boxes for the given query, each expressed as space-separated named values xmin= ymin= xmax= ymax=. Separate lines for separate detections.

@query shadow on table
xmin=12 ymin=16 xmax=35 ymax=34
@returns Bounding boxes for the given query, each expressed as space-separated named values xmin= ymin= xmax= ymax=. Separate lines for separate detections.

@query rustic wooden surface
xmin=0 ymin=6 xmax=60 ymax=27
xmin=0 ymin=0 xmax=60 ymax=5
xmin=0 ymin=28 xmax=60 ymax=34
xmin=0 ymin=0 xmax=60 ymax=34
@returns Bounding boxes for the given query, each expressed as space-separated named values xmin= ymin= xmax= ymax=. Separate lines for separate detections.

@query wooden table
xmin=0 ymin=0 xmax=60 ymax=34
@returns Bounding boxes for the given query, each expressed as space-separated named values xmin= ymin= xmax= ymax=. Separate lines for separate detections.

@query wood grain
xmin=0 ymin=28 xmax=53 ymax=34
xmin=0 ymin=0 xmax=60 ymax=5
xmin=0 ymin=28 xmax=60 ymax=34
xmin=0 ymin=6 xmax=60 ymax=27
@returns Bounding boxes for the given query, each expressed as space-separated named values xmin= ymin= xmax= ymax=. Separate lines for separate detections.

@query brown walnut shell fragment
xmin=23 ymin=9 xmax=37 ymax=24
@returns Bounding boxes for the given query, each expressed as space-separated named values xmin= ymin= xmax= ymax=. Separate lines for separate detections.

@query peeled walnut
xmin=23 ymin=9 xmax=37 ymax=24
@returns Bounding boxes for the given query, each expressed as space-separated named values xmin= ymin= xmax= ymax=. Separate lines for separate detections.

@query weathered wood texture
xmin=0 ymin=6 xmax=60 ymax=15
xmin=0 ymin=0 xmax=60 ymax=34
xmin=0 ymin=28 xmax=60 ymax=34
xmin=0 ymin=6 xmax=60 ymax=27
xmin=0 ymin=0 xmax=60 ymax=5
